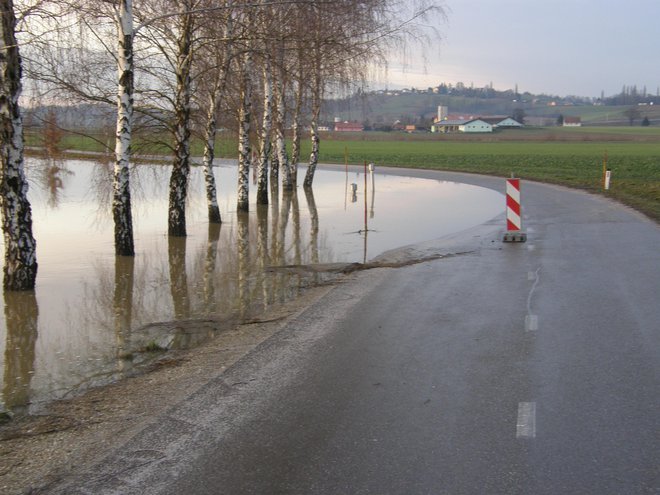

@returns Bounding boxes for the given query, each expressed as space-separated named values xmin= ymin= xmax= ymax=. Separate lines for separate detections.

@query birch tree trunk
xmin=256 ymin=58 xmax=272 ymax=205
xmin=270 ymin=151 xmax=279 ymax=185
xmin=168 ymin=9 xmax=194 ymax=236
xmin=303 ymin=68 xmax=321 ymax=189
xmin=201 ymin=87 xmax=222 ymax=223
xmin=0 ymin=0 xmax=38 ymax=291
xmin=113 ymin=0 xmax=136 ymax=255
xmin=290 ymin=64 xmax=304 ymax=187
xmin=236 ymin=51 xmax=252 ymax=212
xmin=201 ymin=0 xmax=233 ymax=224
xmin=273 ymin=69 xmax=291 ymax=192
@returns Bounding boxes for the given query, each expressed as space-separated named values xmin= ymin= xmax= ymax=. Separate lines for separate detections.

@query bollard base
xmin=503 ymin=231 xmax=527 ymax=243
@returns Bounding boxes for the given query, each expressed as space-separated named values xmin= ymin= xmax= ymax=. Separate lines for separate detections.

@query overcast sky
xmin=385 ymin=0 xmax=660 ymax=97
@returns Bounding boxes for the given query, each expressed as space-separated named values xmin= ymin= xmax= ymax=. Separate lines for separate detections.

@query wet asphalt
xmin=56 ymin=169 xmax=660 ymax=494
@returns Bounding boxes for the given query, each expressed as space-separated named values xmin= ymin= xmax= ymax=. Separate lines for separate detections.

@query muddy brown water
xmin=0 ymin=158 xmax=502 ymax=415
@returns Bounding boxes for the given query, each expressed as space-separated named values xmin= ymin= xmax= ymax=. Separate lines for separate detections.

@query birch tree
xmin=271 ymin=2 xmax=292 ymax=192
xmin=21 ymin=0 xmax=135 ymax=256
xmin=303 ymin=52 xmax=321 ymax=188
xmin=198 ymin=0 xmax=234 ymax=223
xmin=255 ymin=54 xmax=272 ymax=205
xmin=272 ymin=55 xmax=290 ymax=192
xmin=167 ymin=1 xmax=195 ymax=237
xmin=200 ymin=72 xmax=223 ymax=223
xmin=113 ymin=0 xmax=135 ymax=255
xmin=236 ymin=49 xmax=252 ymax=212
xmin=288 ymin=43 xmax=305 ymax=187
xmin=0 ymin=0 xmax=38 ymax=290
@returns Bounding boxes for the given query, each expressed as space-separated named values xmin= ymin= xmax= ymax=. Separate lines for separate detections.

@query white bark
xmin=201 ymin=88 xmax=222 ymax=223
xmin=201 ymin=1 xmax=233 ymax=223
xmin=168 ymin=8 xmax=194 ymax=236
xmin=256 ymin=58 xmax=272 ymax=205
xmin=0 ymin=0 xmax=38 ymax=290
xmin=113 ymin=0 xmax=135 ymax=256
xmin=236 ymin=51 xmax=252 ymax=212
xmin=304 ymin=68 xmax=321 ymax=189
xmin=273 ymin=68 xmax=291 ymax=191
xmin=290 ymin=74 xmax=304 ymax=187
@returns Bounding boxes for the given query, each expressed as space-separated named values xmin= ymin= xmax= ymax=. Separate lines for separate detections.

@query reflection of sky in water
xmin=0 ymin=159 xmax=503 ymax=413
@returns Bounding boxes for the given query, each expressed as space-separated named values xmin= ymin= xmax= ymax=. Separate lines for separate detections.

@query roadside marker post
xmin=503 ymin=178 xmax=527 ymax=242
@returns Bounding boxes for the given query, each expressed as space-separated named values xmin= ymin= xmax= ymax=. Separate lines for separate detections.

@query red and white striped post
xmin=503 ymin=178 xmax=527 ymax=242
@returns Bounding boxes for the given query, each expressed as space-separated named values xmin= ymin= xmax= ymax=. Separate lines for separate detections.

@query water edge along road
xmin=54 ymin=169 xmax=660 ymax=495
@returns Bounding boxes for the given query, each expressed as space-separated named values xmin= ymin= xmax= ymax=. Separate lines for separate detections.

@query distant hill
xmin=322 ymin=86 xmax=660 ymax=128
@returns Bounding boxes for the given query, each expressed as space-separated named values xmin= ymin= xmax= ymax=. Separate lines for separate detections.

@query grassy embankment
xmin=25 ymin=127 xmax=660 ymax=221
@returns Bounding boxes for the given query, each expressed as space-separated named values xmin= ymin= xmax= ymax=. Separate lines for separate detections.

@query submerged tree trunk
xmin=236 ymin=52 xmax=252 ymax=212
xmin=201 ymin=2 xmax=233 ymax=224
xmin=270 ymin=150 xmax=279 ymax=185
xmin=273 ymin=69 xmax=291 ymax=192
xmin=256 ymin=58 xmax=273 ymax=205
xmin=0 ymin=0 xmax=38 ymax=290
xmin=290 ymin=77 xmax=303 ymax=188
xmin=168 ymin=9 xmax=194 ymax=237
xmin=113 ymin=0 xmax=135 ymax=255
xmin=201 ymin=88 xmax=222 ymax=223
xmin=304 ymin=68 xmax=321 ymax=189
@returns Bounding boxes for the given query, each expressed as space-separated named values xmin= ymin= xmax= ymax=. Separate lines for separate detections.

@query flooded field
xmin=1 ymin=158 xmax=503 ymax=414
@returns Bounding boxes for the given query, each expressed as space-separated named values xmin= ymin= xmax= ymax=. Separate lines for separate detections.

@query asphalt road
xmin=57 ymin=170 xmax=659 ymax=494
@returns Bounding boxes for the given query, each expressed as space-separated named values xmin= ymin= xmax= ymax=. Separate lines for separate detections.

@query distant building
xmin=436 ymin=105 xmax=448 ymax=122
xmin=563 ymin=116 xmax=582 ymax=127
xmin=432 ymin=119 xmax=493 ymax=133
xmin=334 ymin=121 xmax=364 ymax=132
xmin=495 ymin=117 xmax=524 ymax=128
xmin=431 ymin=113 xmax=521 ymax=133
xmin=445 ymin=113 xmax=478 ymax=121
xmin=462 ymin=119 xmax=493 ymax=133
xmin=392 ymin=120 xmax=406 ymax=131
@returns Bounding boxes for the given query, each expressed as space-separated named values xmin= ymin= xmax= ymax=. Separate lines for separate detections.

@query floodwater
xmin=1 ymin=158 xmax=503 ymax=414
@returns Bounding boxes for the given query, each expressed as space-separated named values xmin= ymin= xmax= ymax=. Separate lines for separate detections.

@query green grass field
xmin=25 ymin=127 xmax=660 ymax=222
xmin=309 ymin=136 xmax=659 ymax=221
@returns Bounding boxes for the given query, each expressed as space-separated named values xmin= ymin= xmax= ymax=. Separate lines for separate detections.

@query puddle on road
xmin=1 ymin=159 xmax=503 ymax=414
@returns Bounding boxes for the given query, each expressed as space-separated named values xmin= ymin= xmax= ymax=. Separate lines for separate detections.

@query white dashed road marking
xmin=517 ymin=402 xmax=537 ymax=438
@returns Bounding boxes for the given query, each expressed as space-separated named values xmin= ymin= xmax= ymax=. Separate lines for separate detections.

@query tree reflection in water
xmin=31 ymin=158 xmax=74 ymax=208
xmin=168 ymin=235 xmax=190 ymax=320
xmin=2 ymin=158 xmax=503 ymax=413
xmin=2 ymin=292 xmax=38 ymax=414
xmin=114 ymin=256 xmax=135 ymax=376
